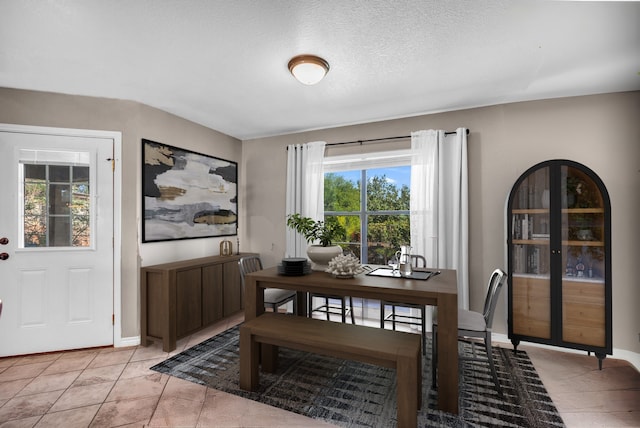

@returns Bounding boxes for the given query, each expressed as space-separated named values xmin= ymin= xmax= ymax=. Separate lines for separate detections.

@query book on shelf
xmin=512 ymin=214 xmax=531 ymax=240
xmin=528 ymin=246 xmax=540 ymax=274
xmin=512 ymin=244 xmax=548 ymax=275
xmin=512 ymin=213 xmax=549 ymax=241
xmin=531 ymin=233 xmax=550 ymax=240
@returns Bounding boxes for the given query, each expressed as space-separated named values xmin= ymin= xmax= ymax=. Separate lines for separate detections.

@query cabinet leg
xmin=595 ymin=353 xmax=606 ymax=370
xmin=511 ymin=338 xmax=520 ymax=353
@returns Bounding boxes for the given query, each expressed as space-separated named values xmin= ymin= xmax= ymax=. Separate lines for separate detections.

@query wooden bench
xmin=239 ymin=312 xmax=422 ymax=428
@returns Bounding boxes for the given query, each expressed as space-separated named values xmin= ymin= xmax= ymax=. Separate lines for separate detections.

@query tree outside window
xmin=324 ymin=166 xmax=410 ymax=264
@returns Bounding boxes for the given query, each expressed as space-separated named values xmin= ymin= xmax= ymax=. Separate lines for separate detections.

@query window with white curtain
xmin=323 ymin=149 xmax=412 ymax=264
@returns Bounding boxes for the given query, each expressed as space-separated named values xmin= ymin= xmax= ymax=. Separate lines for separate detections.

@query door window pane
xmin=49 ymin=184 xmax=71 ymax=215
xmin=73 ymin=166 xmax=89 ymax=182
xmin=25 ymin=164 xmax=46 ymax=180
xmin=22 ymin=161 xmax=91 ymax=248
xmin=49 ymin=165 xmax=70 ymax=181
xmin=50 ymin=216 xmax=71 ymax=246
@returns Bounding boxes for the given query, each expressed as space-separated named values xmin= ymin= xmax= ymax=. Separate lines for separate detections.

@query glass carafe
xmin=396 ymin=245 xmax=413 ymax=277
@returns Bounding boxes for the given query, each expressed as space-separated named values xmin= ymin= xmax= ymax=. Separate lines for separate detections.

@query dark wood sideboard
xmin=140 ymin=253 xmax=253 ymax=352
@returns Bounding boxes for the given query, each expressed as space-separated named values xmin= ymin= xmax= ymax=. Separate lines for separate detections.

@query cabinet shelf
xmin=513 ymin=239 xmax=550 ymax=245
xmin=512 ymin=208 xmax=549 ymax=214
xmin=562 ymin=208 xmax=605 ymax=214
xmin=562 ymin=276 xmax=605 ymax=284
xmin=513 ymin=273 xmax=604 ymax=284
xmin=563 ymin=240 xmax=604 ymax=247
xmin=512 ymin=273 xmax=550 ymax=280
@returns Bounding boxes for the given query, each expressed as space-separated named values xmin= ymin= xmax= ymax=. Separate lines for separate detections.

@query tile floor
xmin=0 ymin=312 xmax=638 ymax=427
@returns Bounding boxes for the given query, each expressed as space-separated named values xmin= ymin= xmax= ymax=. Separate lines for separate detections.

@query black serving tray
xmin=365 ymin=267 xmax=439 ymax=280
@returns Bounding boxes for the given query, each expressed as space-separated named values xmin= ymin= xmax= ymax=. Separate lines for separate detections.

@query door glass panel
xmin=511 ymin=166 xmax=550 ymax=275
xmin=20 ymin=154 xmax=92 ymax=248
xmin=25 ymin=164 xmax=46 ymax=180
xmin=510 ymin=166 xmax=551 ymax=339
xmin=71 ymin=181 xmax=91 ymax=247
xmin=49 ymin=183 xmax=71 ymax=215
xmin=561 ymin=166 xmax=605 ymax=280
xmin=73 ymin=166 xmax=89 ymax=182
xmin=561 ymin=165 xmax=606 ymax=346
xmin=50 ymin=216 xmax=71 ymax=246
xmin=49 ymin=165 xmax=69 ymax=181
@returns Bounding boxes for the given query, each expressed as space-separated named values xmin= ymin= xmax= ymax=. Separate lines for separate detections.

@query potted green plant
xmin=286 ymin=213 xmax=345 ymax=271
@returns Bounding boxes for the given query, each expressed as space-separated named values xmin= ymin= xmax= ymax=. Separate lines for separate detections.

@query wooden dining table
xmin=243 ymin=266 xmax=459 ymax=415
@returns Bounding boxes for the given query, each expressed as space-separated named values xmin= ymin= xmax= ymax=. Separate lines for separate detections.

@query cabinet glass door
xmin=560 ymin=166 xmax=606 ymax=347
xmin=510 ymin=166 xmax=551 ymax=339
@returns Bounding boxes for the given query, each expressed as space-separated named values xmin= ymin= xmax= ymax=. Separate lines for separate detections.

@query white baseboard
xmin=116 ymin=335 xmax=141 ymax=348
xmin=611 ymin=348 xmax=640 ymax=372
xmin=493 ymin=333 xmax=640 ymax=372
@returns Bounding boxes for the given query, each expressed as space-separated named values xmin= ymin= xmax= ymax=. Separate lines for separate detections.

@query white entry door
xmin=0 ymin=128 xmax=114 ymax=357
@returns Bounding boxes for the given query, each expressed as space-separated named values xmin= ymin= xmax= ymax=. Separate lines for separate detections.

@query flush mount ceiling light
xmin=288 ymin=54 xmax=330 ymax=85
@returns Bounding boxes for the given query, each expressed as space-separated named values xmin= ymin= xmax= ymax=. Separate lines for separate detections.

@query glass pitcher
xmin=395 ymin=245 xmax=413 ymax=277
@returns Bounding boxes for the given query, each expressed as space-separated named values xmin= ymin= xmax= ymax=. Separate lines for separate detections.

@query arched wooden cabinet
xmin=507 ymin=159 xmax=612 ymax=368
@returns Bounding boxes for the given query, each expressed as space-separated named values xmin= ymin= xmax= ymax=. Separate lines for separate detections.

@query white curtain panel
xmin=285 ymin=141 xmax=326 ymax=257
xmin=410 ymin=128 xmax=469 ymax=310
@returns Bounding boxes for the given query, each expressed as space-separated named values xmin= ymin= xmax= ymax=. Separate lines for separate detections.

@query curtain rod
xmin=326 ymin=128 xmax=470 ymax=147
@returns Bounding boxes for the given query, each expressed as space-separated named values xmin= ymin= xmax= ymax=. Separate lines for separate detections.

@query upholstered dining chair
xmin=431 ymin=268 xmax=507 ymax=396
xmin=380 ymin=254 xmax=428 ymax=354
xmin=238 ymin=255 xmax=297 ymax=314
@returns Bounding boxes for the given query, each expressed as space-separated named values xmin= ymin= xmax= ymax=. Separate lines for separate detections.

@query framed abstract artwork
xmin=142 ymin=139 xmax=237 ymax=243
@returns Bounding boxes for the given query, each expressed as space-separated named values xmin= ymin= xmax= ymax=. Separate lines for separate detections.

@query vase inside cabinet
xmin=507 ymin=159 xmax=611 ymax=369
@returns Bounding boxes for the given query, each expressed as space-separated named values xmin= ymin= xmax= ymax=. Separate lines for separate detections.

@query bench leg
xmin=239 ymin=326 xmax=259 ymax=391
xmin=396 ymin=354 xmax=419 ymax=428
xmin=261 ymin=343 xmax=279 ymax=373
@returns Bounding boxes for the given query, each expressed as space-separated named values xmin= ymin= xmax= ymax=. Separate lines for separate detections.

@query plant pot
xmin=306 ymin=245 xmax=342 ymax=271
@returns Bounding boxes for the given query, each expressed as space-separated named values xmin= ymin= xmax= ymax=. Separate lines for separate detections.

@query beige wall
xmin=1 ymin=87 xmax=638 ymax=358
xmin=0 ymin=87 xmax=242 ymax=339
xmin=241 ymin=91 xmax=640 ymax=356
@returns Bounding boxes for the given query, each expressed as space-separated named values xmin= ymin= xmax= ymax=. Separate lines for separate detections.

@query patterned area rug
xmin=151 ymin=325 xmax=565 ymax=428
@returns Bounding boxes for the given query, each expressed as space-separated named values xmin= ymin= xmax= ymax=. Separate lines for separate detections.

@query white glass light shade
xmin=288 ymin=55 xmax=329 ymax=85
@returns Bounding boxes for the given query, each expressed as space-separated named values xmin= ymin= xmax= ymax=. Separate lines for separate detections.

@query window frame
xmin=323 ymin=149 xmax=412 ymax=264
xmin=18 ymin=149 xmax=95 ymax=251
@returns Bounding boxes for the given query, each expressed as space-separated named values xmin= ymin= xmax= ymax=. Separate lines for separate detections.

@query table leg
xmin=437 ymin=294 xmax=459 ymax=414
xmin=295 ymin=290 xmax=307 ymax=317
xmin=244 ymin=276 xmax=264 ymax=322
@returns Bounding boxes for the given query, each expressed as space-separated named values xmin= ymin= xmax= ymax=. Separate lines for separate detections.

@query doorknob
xmin=0 ymin=237 xmax=8 ymax=245
xmin=0 ymin=253 xmax=9 ymax=260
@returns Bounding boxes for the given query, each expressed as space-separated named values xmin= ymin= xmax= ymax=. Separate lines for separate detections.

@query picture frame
xmin=142 ymin=138 xmax=237 ymax=243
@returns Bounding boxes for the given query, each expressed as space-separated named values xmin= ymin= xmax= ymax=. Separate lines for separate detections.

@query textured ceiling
xmin=1 ymin=0 xmax=639 ymax=140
